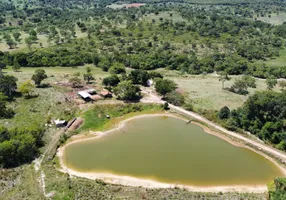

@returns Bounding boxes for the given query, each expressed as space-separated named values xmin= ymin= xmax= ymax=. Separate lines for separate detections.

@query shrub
xmin=164 ymin=91 xmax=185 ymax=106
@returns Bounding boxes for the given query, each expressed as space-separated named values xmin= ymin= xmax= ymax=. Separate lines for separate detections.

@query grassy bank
xmin=79 ymin=103 xmax=164 ymax=132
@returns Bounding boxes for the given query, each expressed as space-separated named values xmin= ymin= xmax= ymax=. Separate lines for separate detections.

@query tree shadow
xmin=37 ymin=83 xmax=51 ymax=88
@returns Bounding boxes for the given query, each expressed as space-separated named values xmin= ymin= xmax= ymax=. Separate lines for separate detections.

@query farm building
xmin=78 ymin=91 xmax=92 ymax=100
xmin=54 ymin=119 xmax=67 ymax=127
xmin=100 ymin=90 xmax=112 ymax=98
xmin=90 ymin=94 xmax=103 ymax=101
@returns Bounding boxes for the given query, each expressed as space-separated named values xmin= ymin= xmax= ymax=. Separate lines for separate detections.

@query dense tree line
xmin=222 ymin=91 xmax=286 ymax=151
xmin=0 ymin=126 xmax=44 ymax=167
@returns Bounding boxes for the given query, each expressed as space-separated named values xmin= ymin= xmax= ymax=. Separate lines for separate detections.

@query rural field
xmin=158 ymin=69 xmax=280 ymax=110
xmin=1 ymin=0 xmax=286 ymax=199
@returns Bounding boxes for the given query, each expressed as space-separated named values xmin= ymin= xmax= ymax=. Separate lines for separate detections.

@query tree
xmin=3 ymin=33 xmax=16 ymax=49
xmin=29 ymin=29 xmax=38 ymax=41
xmin=266 ymin=76 xmax=277 ymax=90
xmin=219 ymin=106 xmax=231 ymax=119
xmin=12 ymin=59 xmax=21 ymax=72
xmin=155 ymin=79 xmax=177 ymax=96
xmin=129 ymin=69 xmax=150 ymax=85
xmin=218 ymin=71 xmax=231 ymax=90
xmin=0 ymin=61 xmax=6 ymax=78
xmin=0 ymin=93 xmax=14 ymax=119
xmin=242 ymin=75 xmax=256 ymax=88
xmin=102 ymin=75 xmax=120 ymax=86
xmin=164 ymin=91 xmax=185 ymax=106
xmin=19 ymin=81 xmax=35 ymax=98
xmin=13 ymin=32 xmax=21 ymax=43
xmin=25 ymin=37 xmax=33 ymax=50
xmin=230 ymin=79 xmax=248 ymax=95
xmin=109 ymin=63 xmax=126 ymax=74
xmin=163 ymin=102 xmax=169 ymax=110
xmin=69 ymin=77 xmax=82 ymax=88
xmin=0 ymin=75 xmax=18 ymax=97
xmin=83 ymin=67 xmax=94 ymax=83
xmin=113 ymin=81 xmax=141 ymax=101
xmin=31 ymin=69 xmax=48 ymax=86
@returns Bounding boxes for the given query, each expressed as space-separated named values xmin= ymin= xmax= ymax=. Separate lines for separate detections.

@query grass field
xmin=158 ymin=69 xmax=280 ymax=110
xmin=0 ymin=28 xmax=87 ymax=52
xmin=0 ymin=65 xmax=108 ymax=129
xmin=264 ymin=49 xmax=286 ymax=67
xmin=255 ymin=12 xmax=286 ymax=25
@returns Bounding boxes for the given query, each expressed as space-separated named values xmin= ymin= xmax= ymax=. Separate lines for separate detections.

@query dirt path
xmin=34 ymin=129 xmax=64 ymax=199
xmin=141 ymin=87 xmax=286 ymax=163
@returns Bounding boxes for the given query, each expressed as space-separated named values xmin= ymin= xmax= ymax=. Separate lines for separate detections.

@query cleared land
xmin=1 ymin=65 xmax=108 ymax=129
xmin=157 ymin=69 xmax=280 ymax=110
xmin=255 ymin=12 xmax=286 ymax=25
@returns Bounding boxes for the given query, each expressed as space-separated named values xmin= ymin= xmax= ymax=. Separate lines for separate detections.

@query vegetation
xmin=113 ymin=81 xmax=141 ymax=101
xmin=1 ymin=0 xmax=286 ymax=198
xmin=226 ymin=91 xmax=286 ymax=150
xmin=31 ymin=69 xmax=48 ymax=86
xmin=0 ymin=126 xmax=44 ymax=167
xmin=269 ymin=178 xmax=286 ymax=200
xmin=79 ymin=103 xmax=163 ymax=132
xmin=155 ymin=79 xmax=177 ymax=96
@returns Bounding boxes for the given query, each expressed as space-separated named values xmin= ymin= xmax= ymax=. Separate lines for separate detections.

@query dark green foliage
xmin=129 ymin=69 xmax=150 ymax=85
xmin=0 ymin=93 xmax=14 ymax=119
xmin=9 ymin=49 xmax=89 ymax=67
xmin=219 ymin=106 xmax=230 ymax=119
xmin=109 ymin=63 xmax=126 ymax=74
xmin=228 ymin=91 xmax=286 ymax=150
xmin=164 ymin=91 xmax=185 ymax=106
xmin=230 ymin=79 xmax=249 ymax=95
xmin=102 ymin=75 xmax=120 ymax=86
xmin=230 ymin=75 xmax=256 ymax=95
xmin=266 ymin=76 xmax=278 ymax=90
xmin=163 ymin=102 xmax=169 ymax=110
xmin=31 ymin=69 xmax=48 ymax=86
xmin=269 ymin=178 xmax=286 ymax=200
xmin=155 ymin=79 xmax=177 ymax=96
xmin=0 ymin=75 xmax=18 ymax=97
xmin=0 ymin=126 xmax=44 ymax=167
xmin=113 ymin=81 xmax=141 ymax=101
xmin=83 ymin=67 xmax=94 ymax=83
xmin=98 ymin=60 xmax=111 ymax=72
xmin=69 ymin=77 xmax=82 ymax=88
xmin=149 ymin=71 xmax=163 ymax=79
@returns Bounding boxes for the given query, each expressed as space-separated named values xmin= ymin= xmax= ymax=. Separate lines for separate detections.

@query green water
xmin=63 ymin=116 xmax=284 ymax=186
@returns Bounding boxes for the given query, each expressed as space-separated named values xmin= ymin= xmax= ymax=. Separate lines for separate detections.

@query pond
xmin=63 ymin=116 xmax=284 ymax=187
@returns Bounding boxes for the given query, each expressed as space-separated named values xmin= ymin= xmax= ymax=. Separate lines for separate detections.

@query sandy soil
xmin=57 ymin=114 xmax=286 ymax=193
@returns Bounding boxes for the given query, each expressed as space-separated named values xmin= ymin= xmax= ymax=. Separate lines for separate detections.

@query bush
xmin=218 ymin=106 xmax=230 ymax=119
xmin=163 ymin=102 xmax=169 ymax=110
xmin=164 ymin=91 xmax=185 ymax=106
xmin=183 ymin=103 xmax=194 ymax=111
xmin=102 ymin=75 xmax=120 ymax=86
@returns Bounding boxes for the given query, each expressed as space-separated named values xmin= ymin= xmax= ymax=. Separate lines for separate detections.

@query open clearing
xmin=158 ymin=69 xmax=280 ymax=110
xmin=255 ymin=12 xmax=286 ymax=25
xmin=1 ymin=66 xmax=108 ymax=129
xmin=264 ymin=49 xmax=286 ymax=67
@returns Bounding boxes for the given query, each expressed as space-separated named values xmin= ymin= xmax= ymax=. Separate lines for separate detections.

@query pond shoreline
xmin=57 ymin=113 xmax=286 ymax=193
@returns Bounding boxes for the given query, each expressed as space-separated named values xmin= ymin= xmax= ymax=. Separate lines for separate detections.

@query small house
xmin=100 ymin=90 xmax=112 ymax=98
xmin=78 ymin=91 xmax=92 ymax=100
xmin=54 ymin=119 xmax=67 ymax=127
xmin=147 ymin=79 xmax=153 ymax=87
